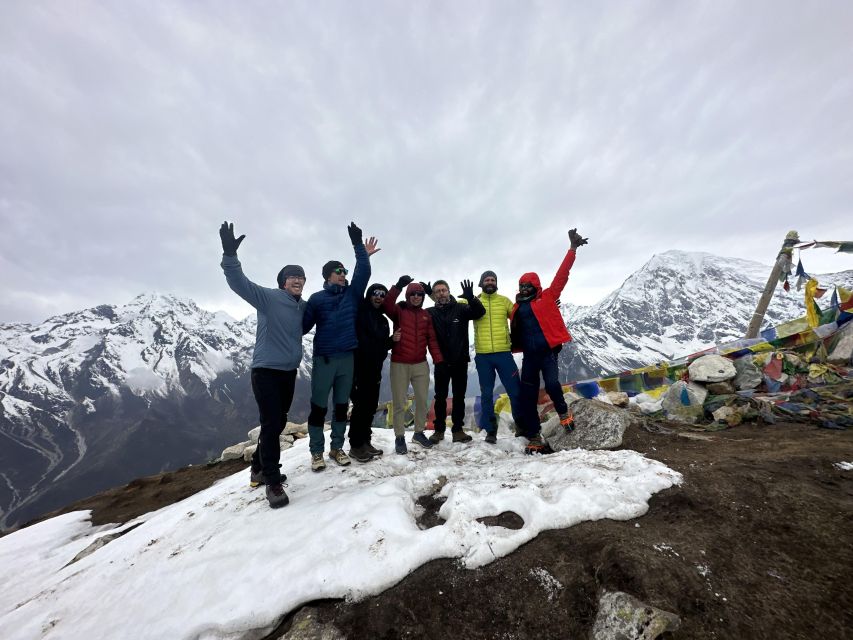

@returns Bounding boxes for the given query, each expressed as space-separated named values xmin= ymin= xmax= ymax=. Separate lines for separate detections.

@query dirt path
xmin=13 ymin=421 xmax=853 ymax=639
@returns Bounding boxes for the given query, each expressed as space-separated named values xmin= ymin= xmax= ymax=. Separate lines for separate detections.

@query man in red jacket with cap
xmin=510 ymin=228 xmax=588 ymax=453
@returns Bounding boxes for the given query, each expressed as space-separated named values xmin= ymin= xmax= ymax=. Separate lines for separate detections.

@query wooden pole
xmin=745 ymin=231 xmax=800 ymax=339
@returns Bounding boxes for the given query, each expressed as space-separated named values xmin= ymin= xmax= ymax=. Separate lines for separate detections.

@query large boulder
xmin=688 ymin=354 xmax=737 ymax=383
xmin=542 ymin=399 xmax=631 ymax=451
xmin=590 ymin=590 xmax=680 ymax=640
xmin=661 ymin=381 xmax=707 ymax=423
xmin=733 ymin=356 xmax=763 ymax=390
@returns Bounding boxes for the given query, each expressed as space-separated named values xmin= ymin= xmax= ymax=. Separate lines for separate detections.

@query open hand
xmin=219 ymin=221 xmax=245 ymax=256
xmin=364 ymin=236 xmax=381 ymax=256
xmin=460 ymin=279 xmax=474 ymax=300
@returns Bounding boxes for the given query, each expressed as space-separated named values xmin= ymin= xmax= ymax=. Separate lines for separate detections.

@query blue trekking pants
xmin=520 ymin=348 xmax=567 ymax=438
xmin=474 ymin=351 xmax=523 ymax=434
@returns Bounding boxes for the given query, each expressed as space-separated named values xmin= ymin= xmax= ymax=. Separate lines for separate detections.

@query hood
xmin=518 ymin=272 xmax=543 ymax=297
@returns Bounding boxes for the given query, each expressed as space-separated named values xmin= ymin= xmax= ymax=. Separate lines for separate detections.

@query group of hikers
xmin=220 ymin=221 xmax=588 ymax=508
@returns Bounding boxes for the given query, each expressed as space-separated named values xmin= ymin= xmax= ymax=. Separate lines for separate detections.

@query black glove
xmin=220 ymin=221 xmax=245 ymax=256
xmin=419 ymin=281 xmax=432 ymax=297
xmin=347 ymin=221 xmax=363 ymax=246
xmin=460 ymin=279 xmax=474 ymax=301
xmin=568 ymin=228 xmax=588 ymax=249
xmin=395 ymin=275 xmax=413 ymax=289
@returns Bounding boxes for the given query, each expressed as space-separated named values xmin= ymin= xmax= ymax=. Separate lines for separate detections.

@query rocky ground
xmin=19 ymin=419 xmax=853 ymax=640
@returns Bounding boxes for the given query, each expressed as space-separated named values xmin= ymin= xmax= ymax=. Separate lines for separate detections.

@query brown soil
xmin=14 ymin=421 xmax=853 ymax=639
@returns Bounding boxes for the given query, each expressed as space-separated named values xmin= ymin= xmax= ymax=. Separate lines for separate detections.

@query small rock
xmin=688 ymin=354 xmax=737 ymax=383
xmin=827 ymin=321 xmax=853 ymax=365
xmin=220 ymin=441 xmax=251 ymax=461
xmin=283 ymin=422 xmax=309 ymax=436
xmin=733 ymin=356 xmax=763 ymax=390
xmin=706 ymin=380 xmax=736 ymax=395
xmin=278 ymin=607 xmax=345 ymax=640
xmin=242 ymin=444 xmax=257 ymax=463
xmin=606 ymin=391 xmax=630 ymax=408
xmin=248 ymin=426 xmax=261 ymax=443
xmin=661 ymin=381 xmax=707 ymax=423
xmin=542 ymin=399 xmax=631 ymax=451
xmin=590 ymin=590 xmax=680 ymax=640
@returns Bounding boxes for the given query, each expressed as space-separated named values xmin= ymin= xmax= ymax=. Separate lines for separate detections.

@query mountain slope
xmin=558 ymin=250 xmax=851 ymax=381
xmin=0 ymin=294 xmax=313 ymax=529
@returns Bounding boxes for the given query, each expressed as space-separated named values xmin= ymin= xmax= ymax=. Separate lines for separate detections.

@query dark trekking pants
xmin=519 ymin=348 xmax=567 ymax=438
xmin=251 ymin=367 xmax=297 ymax=483
xmin=349 ymin=354 xmax=383 ymax=448
xmin=433 ymin=361 xmax=468 ymax=432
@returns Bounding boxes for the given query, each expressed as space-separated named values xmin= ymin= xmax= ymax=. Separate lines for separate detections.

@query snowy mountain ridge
xmin=558 ymin=250 xmax=851 ymax=380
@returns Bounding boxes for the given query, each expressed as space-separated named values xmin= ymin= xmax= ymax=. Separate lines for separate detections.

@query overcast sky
xmin=1 ymin=1 xmax=851 ymax=324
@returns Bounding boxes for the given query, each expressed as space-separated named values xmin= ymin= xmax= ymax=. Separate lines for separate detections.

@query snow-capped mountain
xmin=558 ymin=250 xmax=851 ymax=380
xmin=0 ymin=294 xmax=313 ymax=530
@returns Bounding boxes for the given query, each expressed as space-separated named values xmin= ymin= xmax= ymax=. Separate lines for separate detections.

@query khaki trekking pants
xmin=390 ymin=360 xmax=429 ymax=436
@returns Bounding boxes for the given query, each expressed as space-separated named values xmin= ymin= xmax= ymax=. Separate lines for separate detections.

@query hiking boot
xmin=525 ymin=434 xmax=546 ymax=454
xmin=249 ymin=468 xmax=266 ymax=487
xmin=349 ymin=444 xmax=375 ymax=463
xmin=365 ymin=442 xmax=384 ymax=457
xmin=311 ymin=453 xmax=326 ymax=472
xmin=452 ymin=430 xmax=472 ymax=443
xmin=559 ymin=412 xmax=575 ymax=432
xmin=395 ymin=436 xmax=407 ymax=455
xmin=484 ymin=431 xmax=497 ymax=444
xmin=429 ymin=430 xmax=445 ymax=444
xmin=412 ymin=432 xmax=434 ymax=449
xmin=265 ymin=483 xmax=289 ymax=508
xmin=328 ymin=449 xmax=351 ymax=466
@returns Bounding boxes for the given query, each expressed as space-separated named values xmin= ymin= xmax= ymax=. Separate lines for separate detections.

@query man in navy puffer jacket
xmin=303 ymin=222 xmax=379 ymax=471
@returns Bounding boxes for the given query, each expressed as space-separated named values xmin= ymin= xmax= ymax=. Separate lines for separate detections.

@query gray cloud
xmin=1 ymin=0 xmax=851 ymax=323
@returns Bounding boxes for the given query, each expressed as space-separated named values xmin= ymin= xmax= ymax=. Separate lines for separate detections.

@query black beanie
xmin=322 ymin=260 xmax=344 ymax=280
xmin=277 ymin=265 xmax=305 ymax=288
xmin=365 ymin=282 xmax=388 ymax=301
xmin=479 ymin=270 xmax=497 ymax=288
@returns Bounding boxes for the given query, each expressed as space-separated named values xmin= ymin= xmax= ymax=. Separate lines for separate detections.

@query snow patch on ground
xmin=833 ymin=461 xmax=853 ymax=471
xmin=0 ymin=431 xmax=680 ymax=640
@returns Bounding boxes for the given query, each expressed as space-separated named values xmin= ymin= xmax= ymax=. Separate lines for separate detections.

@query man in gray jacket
xmin=220 ymin=221 xmax=305 ymax=509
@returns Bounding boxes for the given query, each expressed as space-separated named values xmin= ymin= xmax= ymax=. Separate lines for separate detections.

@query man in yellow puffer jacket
xmin=473 ymin=271 xmax=524 ymax=443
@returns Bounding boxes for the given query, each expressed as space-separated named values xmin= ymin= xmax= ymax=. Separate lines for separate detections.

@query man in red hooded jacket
xmin=383 ymin=276 xmax=444 ymax=454
xmin=510 ymin=228 xmax=588 ymax=452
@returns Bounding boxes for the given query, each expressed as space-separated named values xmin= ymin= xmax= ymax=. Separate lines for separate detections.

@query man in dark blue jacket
xmin=220 ymin=221 xmax=304 ymax=509
xmin=303 ymin=222 xmax=379 ymax=471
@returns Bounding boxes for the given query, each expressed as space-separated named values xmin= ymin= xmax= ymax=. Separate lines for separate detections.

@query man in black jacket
xmin=348 ymin=283 xmax=398 ymax=462
xmin=426 ymin=279 xmax=485 ymax=444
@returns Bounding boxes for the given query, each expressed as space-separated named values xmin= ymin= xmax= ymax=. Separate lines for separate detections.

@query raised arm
xmin=347 ymin=222 xmax=372 ymax=296
xmin=543 ymin=228 xmax=588 ymax=299
xmin=219 ymin=221 xmax=271 ymax=311
xmin=458 ymin=279 xmax=486 ymax=320
xmin=383 ymin=275 xmax=412 ymax=321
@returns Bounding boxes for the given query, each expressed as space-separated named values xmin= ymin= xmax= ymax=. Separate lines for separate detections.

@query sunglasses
xmin=409 ymin=292 xmax=425 ymax=298
xmin=371 ymin=290 xmax=386 ymax=298
xmin=333 ymin=267 xmax=348 ymax=275
xmin=285 ymin=275 xmax=306 ymax=282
